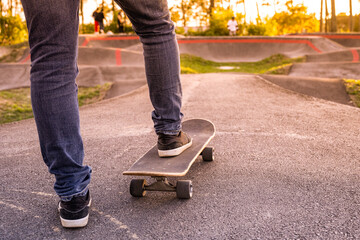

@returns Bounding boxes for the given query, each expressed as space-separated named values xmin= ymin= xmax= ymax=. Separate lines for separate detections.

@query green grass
xmin=344 ymin=79 xmax=360 ymax=107
xmin=180 ymin=53 xmax=305 ymax=74
xmin=0 ymin=88 xmax=33 ymax=124
xmin=0 ymin=83 xmax=112 ymax=124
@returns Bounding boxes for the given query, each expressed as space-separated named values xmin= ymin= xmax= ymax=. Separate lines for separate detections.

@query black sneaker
xmin=58 ymin=190 xmax=91 ymax=228
xmin=158 ymin=131 xmax=192 ymax=157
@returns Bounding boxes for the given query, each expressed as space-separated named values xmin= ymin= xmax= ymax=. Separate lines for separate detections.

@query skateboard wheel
xmin=201 ymin=147 xmax=214 ymax=161
xmin=176 ymin=180 xmax=193 ymax=199
xmin=130 ymin=179 xmax=147 ymax=197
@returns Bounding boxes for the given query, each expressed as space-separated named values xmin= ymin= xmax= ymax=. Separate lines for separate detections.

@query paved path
xmin=1 ymin=74 xmax=359 ymax=239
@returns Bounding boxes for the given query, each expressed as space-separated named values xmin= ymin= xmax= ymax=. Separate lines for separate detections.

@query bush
xmin=246 ymin=22 xmax=266 ymax=36
xmin=80 ymin=23 xmax=95 ymax=34
xmin=0 ymin=15 xmax=28 ymax=46
xmin=105 ymin=21 xmax=134 ymax=34
xmin=208 ymin=7 xmax=234 ymax=36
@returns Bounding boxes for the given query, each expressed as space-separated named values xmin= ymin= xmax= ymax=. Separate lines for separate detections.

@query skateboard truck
xmin=130 ymin=177 xmax=193 ymax=199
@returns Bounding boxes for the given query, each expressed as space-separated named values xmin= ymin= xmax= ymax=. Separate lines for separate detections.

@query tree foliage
xmin=208 ymin=7 xmax=236 ymax=35
xmin=0 ymin=14 xmax=28 ymax=45
xmin=268 ymin=2 xmax=319 ymax=35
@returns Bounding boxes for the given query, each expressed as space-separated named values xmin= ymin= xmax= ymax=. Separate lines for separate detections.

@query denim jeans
xmin=20 ymin=0 xmax=183 ymax=198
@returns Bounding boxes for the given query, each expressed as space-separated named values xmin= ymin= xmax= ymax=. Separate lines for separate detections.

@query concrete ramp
xmin=178 ymin=36 xmax=344 ymax=62
xmin=0 ymin=34 xmax=358 ymax=107
xmin=0 ymin=64 xmax=31 ymax=90
xmin=0 ymin=64 xmax=146 ymax=90
xmin=0 ymin=46 xmax=11 ymax=58
xmin=77 ymin=65 xmax=146 ymax=87
xmin=295 ymin=33 xmax=360 ymax=48
xmin=261 ymin=74 xmax=352 ymax=105
xmin=306 ymin=48 xmax=360 ymax=62
xmin=78 ymin=47 xmax=144 ymax=66
xmin=79 ymin=35 xmax=140 ymax=48
xmin=289 ymin=62 xmax=360 ymax=79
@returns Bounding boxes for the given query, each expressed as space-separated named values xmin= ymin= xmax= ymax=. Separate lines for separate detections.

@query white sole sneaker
xmin=60 ymin=215 xmax=89 ymax=228
xmin=58 ymin=198 xmax=91 ymax=228
xmin=158 ymin=139 xmax=193 ymax=157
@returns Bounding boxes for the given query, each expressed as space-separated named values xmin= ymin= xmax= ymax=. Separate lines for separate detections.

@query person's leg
xmin=99 ymin=21 xmax=104 ymax=33
xmin=95 ymin=20 xmax=99 ymax=33
xmin=115 ymin=0 xmax=192 ymax=156
xmin=21 ymin=0 xmax=91 ymax=227
xmin=116 ymin=0 xmax=182 ymax=134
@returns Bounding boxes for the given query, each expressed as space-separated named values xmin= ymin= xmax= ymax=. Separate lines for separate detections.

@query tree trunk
xmin=209 ymin=0 xmax=214 ymax=17
xmin=112 ymin=0 xmax=116 ymax=22
xmin=320 ymin=0 xmax=323 ymax=32
xmin=181 ymin=1 xmax=187 ymax=27
xmin=325 ymin=0 xmax=328 ymax=32
xmin=243 ymin=0 xmax=246 ymax=23
xmin=349 ymin=0 xmax=353 ymax=32
xmin=273 ymin=0 xmax=277 ymax=13
xmin=8 ymin=0 xmax=13 ymax=16
xmin=80 ymin=0 xmax=84 ymax=33
xmin=330 ymin=0 xmax=337 ymax=32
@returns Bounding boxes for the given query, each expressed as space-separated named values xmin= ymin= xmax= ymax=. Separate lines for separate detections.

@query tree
xmin=320 ymin=0 xmax=323 ymax=32
xmin=79 ymin=0 xmax=84 ymax=32
xmin=0 ymin=14 xmax=27 ymax=45
xmin=236 ymin=0 xmax=246 ymax=23
xmin=170 ymin=0 xmax=208 ymax=27
xmin=349 ymin=0 xmax=353 ymax=32
xmin=209 ymin=0 xmax=214 ymax=17
xmin=262 ymin=0 xmax=281 ymax=14
xmin=207 ymin=7 xmax=243 ymax=35
xmin=269 ymin=2 xmax=319 ymax=35
xmin=330 ymin=0 xmax=337 ymax=32
xmin=325 ymin=0 xmax=329 ymax=32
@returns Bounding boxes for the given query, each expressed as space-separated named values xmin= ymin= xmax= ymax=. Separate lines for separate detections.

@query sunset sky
xmin=84 ymin=0 xmax=358 ymax=25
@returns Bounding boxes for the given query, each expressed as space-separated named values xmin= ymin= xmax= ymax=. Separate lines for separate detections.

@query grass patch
xmin=180 ymin=54 xmax=305 ymax=74
xmin=344 ymin=79 xmax=360 ymax=107
xmin=0 ymin=88 xmax=33 ymax=124
xmin=78 ymin=83 xmax=112 ymax=106
xmin=0 ymin=83 xmax=113 ymax=124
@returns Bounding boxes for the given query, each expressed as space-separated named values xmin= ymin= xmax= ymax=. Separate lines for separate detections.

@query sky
xmin=241 ymin=0 xmax=359 ymax=22
xmin=84 ymin=0 xmax=359 ymax=25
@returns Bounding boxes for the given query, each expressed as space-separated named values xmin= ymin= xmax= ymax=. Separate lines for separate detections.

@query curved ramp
xmin=0 ymin=34 xmax=358 ymax=106
xmin=289 ymin=62 xmax=360 ymax=79
xmin=296 ymin=33 xmax=360 ymax=47
xmin=306 ymin=48 xmax=360 ymax=62
xmin=261 ymin=74 xmax=352 ymax=105
xmin=177 ymin=36 xmax=344 ymax=62
xmin=79 ymin=35 xmax=140 ymax=48
xmin=0 ymin=64 xmax=146 ymax=90
xmin=78 ymin=47 xmax=144 ymax=66
xmin=0 ymin=63 xmax=31 ymax=90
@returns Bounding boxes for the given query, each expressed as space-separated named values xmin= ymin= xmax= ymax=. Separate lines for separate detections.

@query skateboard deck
xmin=123 ymin=119 xmax=215 ymax=177
xmin=123 ymin=119 xmax=215 ymax=199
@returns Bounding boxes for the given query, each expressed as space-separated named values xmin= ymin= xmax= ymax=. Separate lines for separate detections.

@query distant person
xmin=95 ymin=8 xmax=106 ymax=34
xmin=227 ymin=16 xmax=238 ymax=36
xmin=92 ymin=7 xmax=100 ymax=33
xmin=117 ymin=11 xmax=124 ymax=33
xmin=20 ymin=0 xmax=191 ymax=229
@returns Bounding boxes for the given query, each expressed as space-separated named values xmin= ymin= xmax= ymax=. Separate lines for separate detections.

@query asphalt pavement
xmin=1 ymin=73 xmax=359 ymax=239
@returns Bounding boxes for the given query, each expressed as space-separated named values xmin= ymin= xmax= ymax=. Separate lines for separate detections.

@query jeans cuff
xmin=60 ymin=186 xmax=89 ymax=202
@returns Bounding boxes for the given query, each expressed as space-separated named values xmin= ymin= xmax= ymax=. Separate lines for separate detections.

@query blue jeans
xmin=20 ymin=0 xmax=183 ymax=198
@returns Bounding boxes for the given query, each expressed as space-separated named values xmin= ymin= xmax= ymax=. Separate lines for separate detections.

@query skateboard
xmin=123 ymin=119 xmax=215 ymax=199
